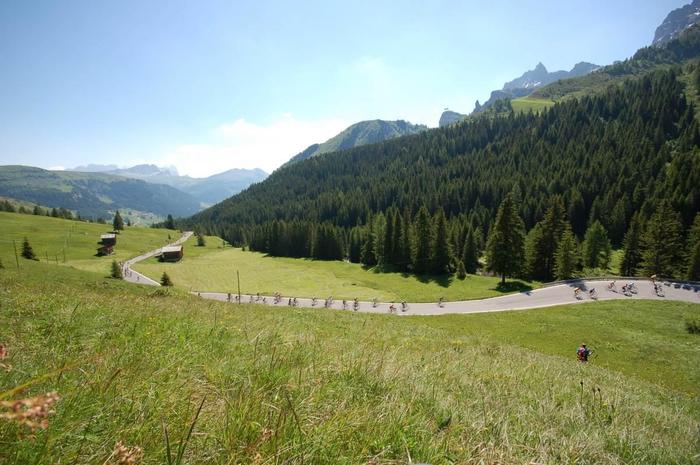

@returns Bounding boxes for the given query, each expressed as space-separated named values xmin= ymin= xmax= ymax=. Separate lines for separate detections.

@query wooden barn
xmin=97 ymin=233 xmax=117 ymax=256
xmin=159 ymin=245 xmax=184 ymax=262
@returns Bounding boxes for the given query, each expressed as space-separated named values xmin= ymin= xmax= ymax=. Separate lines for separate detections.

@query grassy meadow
xmin=0 ymin=260 xmax=699 ymax=464
xmin=510 ymin=96 xmax=555 ymax=114
xmin=0 ymin=211 xmax=178 ymax=274
xmin=133 ymin=235 xmax=535 ymax=302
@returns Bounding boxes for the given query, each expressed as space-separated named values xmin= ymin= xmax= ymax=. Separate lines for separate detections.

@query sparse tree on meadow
xmin=110 ymin=260 xmax=122 ymax=279
xmin=113 ymin=210 xmax=124 ymax=231
xmin=21 ymin=238 xmax=37 ymax=260
xmin=160 ymin=272 xmax=173 ymax=287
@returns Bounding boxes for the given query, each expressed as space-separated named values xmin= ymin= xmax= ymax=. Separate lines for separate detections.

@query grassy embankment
xmin=134 ymin=235 xmax=536 ymax=302
xmin=0 ymin=211 xmax=178 ymax=275
xmin=0 ymin=260 xmax=698 ymax=464
xmin=510 ymin=96 xmax=555 ymax=113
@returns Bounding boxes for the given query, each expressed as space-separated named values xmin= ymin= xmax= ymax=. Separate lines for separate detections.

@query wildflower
xmin=109 ymin=441 xmax=143 ymax=464
xmin=0 ymin=391 xmax=60 ymax=432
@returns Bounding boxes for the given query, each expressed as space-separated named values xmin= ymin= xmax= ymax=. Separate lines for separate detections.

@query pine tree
xmin=396 ymin=211 xmax=412 ymax=270
xmin=431 ymin=208 xmax=454 ymax=274
xmin=196 ymin=233 xmax=206 ymax=247
xmin=112 ymin=210 xmax=124 ymax=231
xmin=390 ymin=210 xmax=402 ymax=264
xmin=413 ymin=206 xmax=433 ymax=274
xmin=641 ymin=202 xmax=684 ymax=277
xmin=461 ymin=227 xmax=479 ymax=274
xmin=456 ymin=260 xmax=467 ymax=280
xmin=485 ymin=193 xmax=525 ymax=284
xmin=524 ymin=198 xmax=566 ymax=280
xmin=620 ymin=214 xmax=643 ymax=276
xmin=21 ymin=238 xmax=37 ymax=260
xmin=165 ymin=214 xmax=175 ymax=230
xmin=554 ymin=225 xmax=578 ymax=280
xmin=686 ymin=212 xmax=700 ymax=280
xmin=110 ymin=260 xmax=122 ymax=279
xmin=582 ymin=221 xmax=611 ymax=270
xmin=160 ymin=271 xmax=173 ymax=287
xmin=383 ymin=208 xmax=395 ymax=264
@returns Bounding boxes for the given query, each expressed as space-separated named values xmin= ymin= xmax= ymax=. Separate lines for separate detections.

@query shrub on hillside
xmin=110 ymin=260 xmax=122 ymax=279
xmin=21 ymin=238 xmax=37 ymax=260
xmin=686 ymin=319 xmax=700 ymax=334
xmin=160 ymin=272 xmax=173 ymax=287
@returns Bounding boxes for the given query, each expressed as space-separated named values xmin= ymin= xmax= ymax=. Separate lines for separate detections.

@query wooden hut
xmin=159 ymin=245 xmax=183 ymax=262
xmin=97 ymin=233 xmax=117 ymax=256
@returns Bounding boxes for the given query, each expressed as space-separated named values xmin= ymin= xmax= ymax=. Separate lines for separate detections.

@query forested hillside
xmin=187 ymin=32 xmax=700 ymax=283
xmin=0 ymin=166 xmax=201 ymax=219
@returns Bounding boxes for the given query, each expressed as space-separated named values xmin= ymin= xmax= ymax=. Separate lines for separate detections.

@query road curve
xmin=122 ymin=231 xmax=193 ymax=286
xmin=193 ymin=279 xmax=700 ymax=315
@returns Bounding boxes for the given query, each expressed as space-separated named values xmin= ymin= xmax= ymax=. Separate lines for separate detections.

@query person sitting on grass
xmin=576 ymin=343 xmax=592 ymax=363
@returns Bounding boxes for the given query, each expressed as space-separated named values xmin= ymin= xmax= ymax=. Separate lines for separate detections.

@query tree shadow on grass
xmin=362 ymin=264 xmax=454 ymax=287
xmin=491 ymin=280 xmax=534 ymax=294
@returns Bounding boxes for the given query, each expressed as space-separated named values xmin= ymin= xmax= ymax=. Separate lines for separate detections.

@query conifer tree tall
xmin=641 ymin=201 xmax=683 ymax=277
xmin=554 ymin=225 xmax=578 ymax=280
xmin=165 ymin=214 xmax=175 ymax=230
xmin=461 ymin=227 xmax=479 ymax=274
xmin=431 ymin=208 xmax=454 ymax=274
xmin=687 ymin=213 xmax=700 ymax=280
xmin=486 ymin=193 xmax=525 ymax=284
xmin=582 ymin=221 xmax=612 ymax=269
xmin=112 ymin=210 xmax=124 ymax=231
xmin=396 ymin=211 xmax=412 ymax=270
xmin=620 ymin=214 xmax=643 ymax=276
xmin=413 ymin=206 xmax=433 ymax=274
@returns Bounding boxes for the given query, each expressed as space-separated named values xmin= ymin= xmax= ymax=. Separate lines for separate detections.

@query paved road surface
xmin=121 ymin=231 xmax=193 ymax=286
xmin=119 ymin=234 xmax=699 ymax=313
xmin=194 ymin=278 xmax=700 ymax=315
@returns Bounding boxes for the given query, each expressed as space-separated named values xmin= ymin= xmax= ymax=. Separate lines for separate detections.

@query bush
xmin=196 ymin=233 xmax=206 ymax=247
xmin=456 ymin=261 xmax=467 ymax=280
xmin=160 ymin=272 xmax=173 ymax=287
xmin=686 ymin=319 xmax=700 ymax=335
xmin=21 ymin=238 xmax=37 ymax=260
xmin=110 ymin=260 xmax=122 ymax=279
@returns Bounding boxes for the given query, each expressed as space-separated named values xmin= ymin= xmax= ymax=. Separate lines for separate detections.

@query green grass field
xmin=1 ymin=261 xmax=698 ymax=464
xmin=133 ymin=235 xmax=535 ymax=302
xmin=511 ymin=96 xmax=556 ymax=114
xmin=0 ymin=211 xmax=178 ymax=275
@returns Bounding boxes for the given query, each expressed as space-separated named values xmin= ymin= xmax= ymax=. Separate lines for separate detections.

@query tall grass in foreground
xmin=0 ymin=263 xmax=698 ymax=464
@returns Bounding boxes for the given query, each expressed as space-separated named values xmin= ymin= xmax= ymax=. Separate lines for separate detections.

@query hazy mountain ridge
xmin=0 ymin=165 xmax=201 ymax=219
xmin=653 ymin=0 xmax=700 ymax=46
xmin=285 ymin=119 xmax=428 ymax=166
xmin=69 ymin=164 xmax=268 ymax=206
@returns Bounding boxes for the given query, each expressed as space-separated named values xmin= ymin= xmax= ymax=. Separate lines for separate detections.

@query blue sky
xmin=0 ymin=0 xmax=688 ymax=176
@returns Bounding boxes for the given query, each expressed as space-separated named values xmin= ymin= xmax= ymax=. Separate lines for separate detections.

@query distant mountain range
xmin=68 ymin=164 xmax=267 ymax=207
xmin=0 ymin=165 xmax=201 ymax=220
xmin=653 ymin=0 xmax=700 ymax=46
xmin=284 ymin=120 xmax=428 ymax=167
xmin=439 ymin=62 xmax=599 ymax=127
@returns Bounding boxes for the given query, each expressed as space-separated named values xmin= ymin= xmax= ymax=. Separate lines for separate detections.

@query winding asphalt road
xmin=194 ymin=278 xmax=700 ymax=315
xmin=121 ymin=232 xmax=699 ymax=314
xmin=121 ymin=231 xmax=193 ymax=286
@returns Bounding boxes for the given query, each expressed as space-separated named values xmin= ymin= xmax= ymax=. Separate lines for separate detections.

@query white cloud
xmin=158 ymin=114 xmax=348 ymax=177
xmin=48 ymin=165 xmax=65 ymax=171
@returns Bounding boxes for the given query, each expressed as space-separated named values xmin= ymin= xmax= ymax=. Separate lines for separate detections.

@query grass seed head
xmin=111 ymin=441 xmax=143 ymax=464
xmin=0 ymin=391 xmax=60 ymax=432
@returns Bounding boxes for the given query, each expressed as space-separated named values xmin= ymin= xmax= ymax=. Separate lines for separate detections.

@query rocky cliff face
xmin=653 ymin=0 xmax=700 ymax=46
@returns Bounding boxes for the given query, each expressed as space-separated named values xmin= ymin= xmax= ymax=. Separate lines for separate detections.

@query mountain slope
xmin=438 ymin=62 xmax=599 ymax=127
xmin=285 ymin=119 xmax=428 ymax=166
xmin=653 ymin=0 xmax=700 ymax=46
xmin=0 ymin=165 xmax=201 ymax=219
xmin=69 ymin=164 xmax=268 ymax=206
xmin=187 ymin=31 xmax=700 ymax=275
